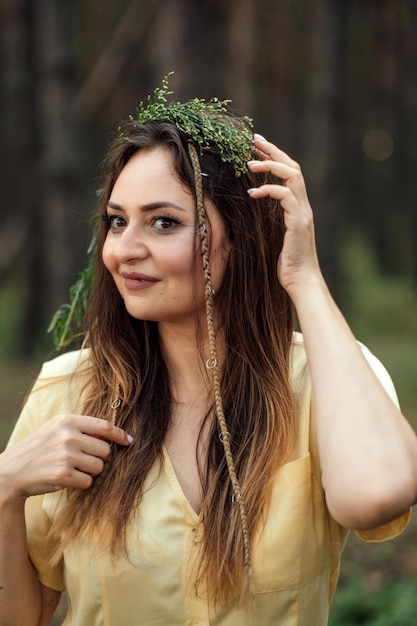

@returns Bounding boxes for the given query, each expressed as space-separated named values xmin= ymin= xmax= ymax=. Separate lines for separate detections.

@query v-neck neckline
xmin=162 ymin=445 xmax=202 ymax=522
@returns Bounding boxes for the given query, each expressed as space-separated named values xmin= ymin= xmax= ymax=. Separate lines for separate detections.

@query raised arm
xmin=248 ymin=135 xmax=417 ymax=530
xmin=0 ymin=414 xmax=132 ymax=626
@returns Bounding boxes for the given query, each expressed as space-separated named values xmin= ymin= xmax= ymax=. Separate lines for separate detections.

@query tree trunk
xmin=398 ymin=1 xmax=417 ymax=288
xmin=301 ymin=0 xmax=350 ymax=298
xmin=22 ymin=0 xmax=88 ymax=352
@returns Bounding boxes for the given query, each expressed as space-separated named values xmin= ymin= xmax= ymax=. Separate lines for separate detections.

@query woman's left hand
xmin=247 ymin=135 xmax=321 ymax=300
xmin=247 ymin=141 xmax=417 ymax=530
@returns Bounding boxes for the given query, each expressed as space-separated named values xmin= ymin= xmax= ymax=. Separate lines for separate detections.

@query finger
xmin=31 ymin=457 xmax=96 ymax=492
xmin=247 ymin=185 xmax=299 ymax=213
xmin=253 ymin=134 xmax=300 ymax=169
xmin=48 ymin=452 xmax=106 ymax=490
xmin=247 ymin=160 xmax=308 ymax=202
xmin=247 ymin=184 xmax=313 ymax=230
xmin=248 ymin=159 xmax=302 ymax=184
xmin=77 ymin=416 xmax=133 ymax=447
xmin=80 ymin=435 xmax=112 ymax=460
xmin=75 ymin=452 xmax=105 ymax=477
xmin=247 ymin=183 xmax=292 ymax=202
xmin=52 ymin=466 xmax=94 ymax=491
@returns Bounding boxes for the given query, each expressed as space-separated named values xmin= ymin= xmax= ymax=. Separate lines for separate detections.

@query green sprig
xmin=132 ymin=72 xmax=254 ymax=176
xmin=47 ymin=232 xmax=96 ymax=349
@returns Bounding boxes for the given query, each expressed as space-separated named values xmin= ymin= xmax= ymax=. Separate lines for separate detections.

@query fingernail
xmin=247 ymin=188 xmax=257 ymax=195
xmin=247 ymin=160 xmax=261 ymax=166
xmin=127 ymin=434 xmax=134 ymax=444
xmin=254 ymin=133 xmax=267 ymax=142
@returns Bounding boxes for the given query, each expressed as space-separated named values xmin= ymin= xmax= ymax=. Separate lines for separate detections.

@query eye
xmin=102 ymin=214 xmax=126 ymax=232
xmin=152 ymin=216 xmax=180 ymax=232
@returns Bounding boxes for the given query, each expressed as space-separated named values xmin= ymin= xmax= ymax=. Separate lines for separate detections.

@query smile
xmin=121 ymin=272 xmax=161 ymax=290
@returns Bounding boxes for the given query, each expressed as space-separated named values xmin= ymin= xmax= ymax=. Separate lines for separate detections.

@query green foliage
xmin=47 ymin=266 xmax=90 ymax=349
xmin=0 ymin=278 xmax=24 ymax=358
xmin=340 ymin=231 xmax=417 ymax=422
xmin=329 ymin=569 xmax=417 ymax=626
xmin=340 ymin=232 xmax=417 ymax=339
xmin=47 ymin=233 xmax=96 ymax=350
xmin=329 ymin=232 xmax=417 ymax=626
xmin=132 ymin=72 xmax=255 ymax=176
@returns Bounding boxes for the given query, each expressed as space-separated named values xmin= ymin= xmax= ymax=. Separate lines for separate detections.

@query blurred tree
xmin=1 ymin=0 xmax=89 ymax=354
xmin=365 ymin=0 xmax=407 ymax=273
xmin=398 ymin=1 xmax=417 ymax=288
xmin=28 ymin=0 xmax=89 ymax=351
xmin=75 ymin=0 xmax=160 ymax=122
xmin=300 ymin=0 xmax=351 ymax=296
xmin=1 ymin=0 xmax=417 ymax=357
xmin=348 ymin=0 xmax=416 ymax=279
xmin=0 ymin=0 xmax=36 ymax=342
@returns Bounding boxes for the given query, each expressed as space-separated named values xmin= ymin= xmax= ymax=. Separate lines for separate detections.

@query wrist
xmin=286 ymin=272 xmax=329 ymax=311
xmin=0 ymin=491 xmax=26 ymax=516
xmin=0 ymin=471 xmax=27 ymax=510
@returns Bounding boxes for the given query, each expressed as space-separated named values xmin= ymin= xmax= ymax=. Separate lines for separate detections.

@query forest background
xmin=1 ymin=0 xmax=417 ymax=624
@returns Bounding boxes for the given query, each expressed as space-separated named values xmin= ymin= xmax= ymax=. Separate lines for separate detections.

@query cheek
xmin=209 ymin=239 xmax=230 ymax=290
xmin=101 ymin=237 xmax=114 ymax=272
xmin=158 ymin=235 xmax=198 ymax=275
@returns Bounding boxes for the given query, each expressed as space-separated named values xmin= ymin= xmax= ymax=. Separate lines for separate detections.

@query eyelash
xmin=101 ymin=213 xmax=181 ymax=233
xmin=151 ymin=215 xmax=181 ymax=231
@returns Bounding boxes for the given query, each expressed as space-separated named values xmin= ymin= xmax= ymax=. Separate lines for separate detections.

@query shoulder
xmin=32 ymin=348 xmax=93 ymax=411
xmin=7 ymin=349 xmax=92 ymax=447
xmin=289 ymin=331 xmax=397 ymax=403
xmin=289 ymin=331 xmax=310 ymax=401
xmin=355 ymin=340 xmax=399 ymax=404
xmin=37 ymin=348 xmax=91 ymax=381
xmin=289 ymin=331 xmax=307 ymax=375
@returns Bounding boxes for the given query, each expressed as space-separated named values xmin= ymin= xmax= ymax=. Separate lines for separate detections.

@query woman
xmin=1 ymin=79 xmax=417 ymax=626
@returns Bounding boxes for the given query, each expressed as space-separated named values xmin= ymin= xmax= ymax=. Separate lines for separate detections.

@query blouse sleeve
xmin=7 ymin=349 xmax=89 ymax=446
xmin=294 ymin=333 xmax=412 ymax=543
xmin=25 ymin=495 xmax=65 ymax=591
xmin=6 ymin=350 xmax=90 ymax=591
xmin=353 ymin=342 xmax=411 ymax=542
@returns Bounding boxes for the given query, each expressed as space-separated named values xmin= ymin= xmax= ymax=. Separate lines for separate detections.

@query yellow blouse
xmin=7 ymin=333 xmax=410 ymax=626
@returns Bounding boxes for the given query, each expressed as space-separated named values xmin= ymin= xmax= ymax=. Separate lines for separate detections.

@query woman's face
xmin=102 ymin=146 xmax=229 ymax=328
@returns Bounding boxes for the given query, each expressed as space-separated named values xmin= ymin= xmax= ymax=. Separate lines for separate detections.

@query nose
xmin=110 ymin=224 xmax=150 ymax=264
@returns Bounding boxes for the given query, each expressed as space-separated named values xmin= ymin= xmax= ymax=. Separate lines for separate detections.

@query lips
xmin=121 ymin=272 xmax=161 ymax=290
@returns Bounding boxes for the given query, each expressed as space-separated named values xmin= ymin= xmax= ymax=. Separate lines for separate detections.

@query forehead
xmin=110 ymin=146 xmax=194 ymax=207
xmin=109 ymin=145 xmax=226 ymax=238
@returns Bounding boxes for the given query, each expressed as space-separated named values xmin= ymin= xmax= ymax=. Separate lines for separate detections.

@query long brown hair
xmin=51 ymin=118 xmax=295 ymax=606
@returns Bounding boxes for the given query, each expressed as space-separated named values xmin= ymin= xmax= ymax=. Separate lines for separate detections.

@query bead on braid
xmin=187 ymin=142 xmax=254 ymax=595
xmin=92 ymin=389 xmax=121 ymax=490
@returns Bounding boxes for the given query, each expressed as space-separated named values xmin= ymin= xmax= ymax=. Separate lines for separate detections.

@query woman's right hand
xmin=0 ymin=415 xmax=132 ymax=501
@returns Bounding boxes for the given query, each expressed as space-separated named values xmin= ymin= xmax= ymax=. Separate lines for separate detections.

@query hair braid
xmin=188 ymin=143 xmax=254 ymax=595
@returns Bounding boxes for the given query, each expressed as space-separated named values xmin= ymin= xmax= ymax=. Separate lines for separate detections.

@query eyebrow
xmin=107 ymin=201 xmax=186 ymax=213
